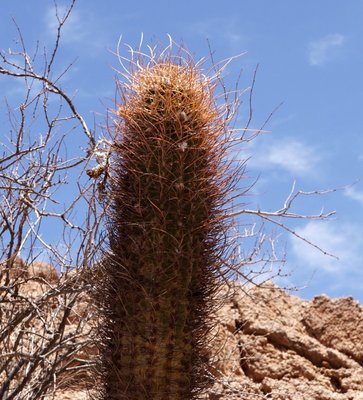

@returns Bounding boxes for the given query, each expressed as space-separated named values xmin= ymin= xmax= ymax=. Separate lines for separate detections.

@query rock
xmin=29 ymin=260 xmax=59 ymax=283
xmin=4 ymin=265 xmax=363 ymax=399
xmin=206 ymin=282 xmax=363 ymax=400
xmin=0 ymin=257 xmax=28 ymax=280
xmin=302 ymin=295 xmax=363 ymax=365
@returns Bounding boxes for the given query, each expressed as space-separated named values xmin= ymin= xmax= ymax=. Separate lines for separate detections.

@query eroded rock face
xmin=60 ymin=281 xmax=363 ymax=399
xmin=4 ymin=264 xmax=362 ymax=399
xmin=28 ymin=260 xmax=59 ymax=283
xmin=0 ymin=259 xmax=97 ymax=399
xmin=206 ymin=283 xmax=363 ymax=400
xmin=303 ymin=295 xmax=363 ymax=366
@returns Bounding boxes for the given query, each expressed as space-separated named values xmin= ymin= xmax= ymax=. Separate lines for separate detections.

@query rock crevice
xmin=207 ymin=283 xmax=363 ymax=400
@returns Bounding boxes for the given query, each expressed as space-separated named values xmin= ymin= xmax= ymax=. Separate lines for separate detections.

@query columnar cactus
xmin=97 ymin=47 xmax=236 ymax=399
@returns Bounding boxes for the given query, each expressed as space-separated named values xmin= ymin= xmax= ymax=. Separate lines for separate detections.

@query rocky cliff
xmin=58 ymin=280 xmax=363 ymax=400
xmin=205 ymin=282 xmax=363 ymax=400
xmin=2 ymin=262 xmax=362 ymax=399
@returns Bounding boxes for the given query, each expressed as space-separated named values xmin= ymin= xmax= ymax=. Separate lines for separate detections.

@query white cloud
xmin=345 ymin=186 xmax=363 ymax=206
xmin=307 ymin=34 xmax=345 ymax=66
xmin=44 ymin=4 xmax=106 ymax=51
xmin=249 ymin=139 xmax=320 ymax=176
xmin=290 ymin=220 xmax=363 ymax=274
xmin=189 ymin=19 xmax=250 ymax=52
xmin=45 ymin=5 xmax=86 ymax=44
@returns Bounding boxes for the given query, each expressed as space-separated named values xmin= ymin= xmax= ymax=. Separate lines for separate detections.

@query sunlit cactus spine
xmin=96 ymin=43 xmax=238 ymax=400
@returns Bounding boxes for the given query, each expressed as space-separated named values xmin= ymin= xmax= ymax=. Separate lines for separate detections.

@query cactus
xmin=96 ymin=45 xmax=237 ymax=399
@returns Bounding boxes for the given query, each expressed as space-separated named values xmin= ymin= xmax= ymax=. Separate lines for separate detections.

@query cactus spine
xmin=97 ymin=47 xmax=235 ymax=399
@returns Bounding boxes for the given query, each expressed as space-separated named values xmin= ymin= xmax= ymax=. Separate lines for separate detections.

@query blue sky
xmin=1 ymin=1 xmax=363 ymax=302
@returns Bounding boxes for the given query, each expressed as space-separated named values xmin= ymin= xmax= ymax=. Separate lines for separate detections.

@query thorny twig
xmin=0 ymin=2 xmax=103 ymax=398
